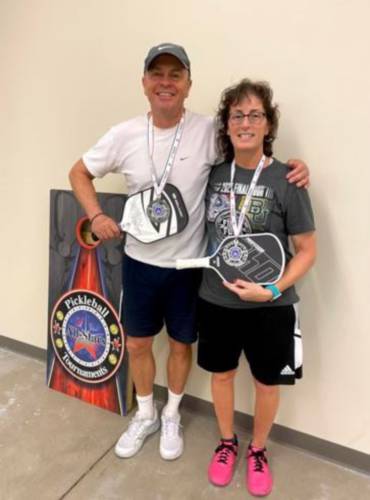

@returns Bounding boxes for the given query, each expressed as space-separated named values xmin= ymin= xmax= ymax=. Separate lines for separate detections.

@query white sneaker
xmin=115 ymin=407 xmax=160 ymax=458
xmin=159 ymin=413 xmax=184 ymax=460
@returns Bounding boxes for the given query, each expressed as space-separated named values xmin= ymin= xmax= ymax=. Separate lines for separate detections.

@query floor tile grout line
xmin=58 ymin=442 xmax=116 ymax=499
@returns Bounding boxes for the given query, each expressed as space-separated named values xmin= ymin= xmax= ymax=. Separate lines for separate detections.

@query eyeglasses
xmin=229 ymin=111 xmax=266 ymax=125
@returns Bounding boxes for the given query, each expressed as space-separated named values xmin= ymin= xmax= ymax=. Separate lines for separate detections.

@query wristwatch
xmin=264 ymin=284 xmax=282 ymax=302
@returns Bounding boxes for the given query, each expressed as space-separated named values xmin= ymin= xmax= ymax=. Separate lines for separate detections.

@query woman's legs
xmin=211 ymin=369 xmax=237 ymax=439
xmin=207 ymin=369 xmax=239 ymax=486
xmin=245 ymin=378 xmax=279 ymax=496
xmin=212 ymin=372 xmax=280 ymax=447
xmin=252 ymin=378 xmax=280 ymax=448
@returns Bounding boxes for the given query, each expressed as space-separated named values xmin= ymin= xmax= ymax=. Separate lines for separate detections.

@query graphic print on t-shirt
xmin=207 ymin=181 xmax=274 ymax=252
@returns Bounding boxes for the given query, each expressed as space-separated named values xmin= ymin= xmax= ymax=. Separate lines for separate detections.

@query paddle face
xmin=119 ymin=183 xmax=188 ymax=243
xmin=209 ymin=233 xmax=285 ymax=284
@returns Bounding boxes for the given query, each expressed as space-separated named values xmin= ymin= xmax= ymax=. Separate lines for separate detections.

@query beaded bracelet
xmin=90 ymin=212 xmax=105 ymax=224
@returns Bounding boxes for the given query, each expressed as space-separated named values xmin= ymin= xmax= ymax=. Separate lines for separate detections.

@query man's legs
xmin=117 ymin=256 xmax=199 ymax=459
xmin=119 ymin=336 xmax=193 ymax=460
xmin=167 ymin=337 xmax=192 ymax=395
xmin=126 ymin=335 xmax=156 ymax=420
xmin=159 ymin=338 xmax=193 ymax=460
xmin=115 ymin=335 xmax=160 ymax=458
xmin=126 ymin=336 xmax=155 ymax=397
xmin=158 ymin=268 xmax=200 ymax=460
xmin=115 ymin=254 xmax=166 ymax=458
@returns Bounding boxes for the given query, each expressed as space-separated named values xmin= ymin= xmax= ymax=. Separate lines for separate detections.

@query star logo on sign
xmin=112 ymin=338 xmax=122 ymax=352
xmin=53 ymin=320 xmax=62 ymax=335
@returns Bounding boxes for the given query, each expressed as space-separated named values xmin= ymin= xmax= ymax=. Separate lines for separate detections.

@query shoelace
xmin=250 ymin=448 xmax=267 ymax=473
xmin=215 ymin=443 xmax=236 ymax=464
xmin=162 ymin=417 xmax=181 ymax=439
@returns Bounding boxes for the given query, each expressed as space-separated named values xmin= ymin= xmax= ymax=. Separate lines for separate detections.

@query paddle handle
xmin=176 ymin=257 xmax=210 ymax=270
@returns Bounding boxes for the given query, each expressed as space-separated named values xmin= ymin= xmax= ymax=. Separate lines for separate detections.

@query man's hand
xmin=222 ymin=280 xmax=272 ymax=302
xmin=286 ymin=159 xmax=310 ymax=188
xmin=91 ymin=213 xmax=121 ymax=241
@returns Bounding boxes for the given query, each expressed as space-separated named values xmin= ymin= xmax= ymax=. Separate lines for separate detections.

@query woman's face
xmin=227 ymin=94 xmax=270 ymax=156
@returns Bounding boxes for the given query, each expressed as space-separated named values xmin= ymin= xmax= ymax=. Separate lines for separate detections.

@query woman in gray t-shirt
xmin=198 ymin=79 xmax=316 ymax=496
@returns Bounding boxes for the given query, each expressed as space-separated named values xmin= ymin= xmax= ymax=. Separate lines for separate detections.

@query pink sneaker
xmin=246 ymin=443 xmax=273 ymax=496
xmin=208 ymin=436 xmax=238 ymax=486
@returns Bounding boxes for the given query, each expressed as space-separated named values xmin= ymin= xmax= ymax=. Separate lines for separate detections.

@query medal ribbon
xmin=229 ymin=155 xmax=266 ymax=237
xmin=147 ymin=111 xmax=185 ymax=200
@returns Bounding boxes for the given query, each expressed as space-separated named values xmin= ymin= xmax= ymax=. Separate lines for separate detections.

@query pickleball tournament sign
xmin=47 ymin=190 xmax=133 ymax=415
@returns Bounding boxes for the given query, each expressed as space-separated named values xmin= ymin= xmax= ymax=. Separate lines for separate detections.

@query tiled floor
xmin=0 ymin=348 xmax=369 ymax=500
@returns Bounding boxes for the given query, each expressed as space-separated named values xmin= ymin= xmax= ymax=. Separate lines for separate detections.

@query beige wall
xmin=1 ymin=0 xmax=369 ymax=454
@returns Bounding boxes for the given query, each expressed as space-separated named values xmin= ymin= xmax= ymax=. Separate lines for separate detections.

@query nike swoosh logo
xmin=179 ymin=156 xmax=190 ymax=161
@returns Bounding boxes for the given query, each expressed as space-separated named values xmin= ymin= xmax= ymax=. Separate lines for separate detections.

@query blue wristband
xmin=264 ymin=284 xmax=282 ymax=301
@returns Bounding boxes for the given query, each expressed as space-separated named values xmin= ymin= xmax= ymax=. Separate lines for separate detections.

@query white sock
xmin=136 ymin=393 xmax=154 ymax=420
xmin=162 ymin=389 xmax=184 ymax=418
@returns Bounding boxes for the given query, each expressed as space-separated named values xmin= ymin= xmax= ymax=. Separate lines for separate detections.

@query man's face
xmin=142 ymin=54 xmax=192 ymax=118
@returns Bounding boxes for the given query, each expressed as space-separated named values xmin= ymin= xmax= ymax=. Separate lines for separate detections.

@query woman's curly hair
xmin=216 ymin=79 xmax=280 ymax=161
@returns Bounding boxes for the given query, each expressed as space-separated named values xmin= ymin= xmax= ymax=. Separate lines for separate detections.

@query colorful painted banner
xmin=47 ymin=190 xmax=133 ymax=415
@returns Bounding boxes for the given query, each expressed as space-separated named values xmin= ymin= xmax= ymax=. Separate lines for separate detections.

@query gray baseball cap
xmin=144 ymin=43 xmax=191 ymax=73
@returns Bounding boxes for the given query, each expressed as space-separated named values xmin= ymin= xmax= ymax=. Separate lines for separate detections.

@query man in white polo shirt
xmin=69 ymin=43 xmax=309 ymax=461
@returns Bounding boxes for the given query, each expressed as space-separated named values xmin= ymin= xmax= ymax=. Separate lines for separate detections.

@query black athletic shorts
xmin=197 ymin=298 xmax=302 ymax=385
xmin=121 ymin=254 xmax=201 ymax=344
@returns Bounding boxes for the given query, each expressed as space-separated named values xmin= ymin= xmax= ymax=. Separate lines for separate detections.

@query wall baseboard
xmin=1 ymin=335 xmax=369 ymax=476
xmin=0 ymin=335 xmax=46 ymax=361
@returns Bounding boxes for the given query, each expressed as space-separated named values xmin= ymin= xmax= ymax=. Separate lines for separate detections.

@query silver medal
xmin=146 ymin=198 xmax=170 ymax=224
xmin=222 ymin=239 xmax=249 ymax=267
